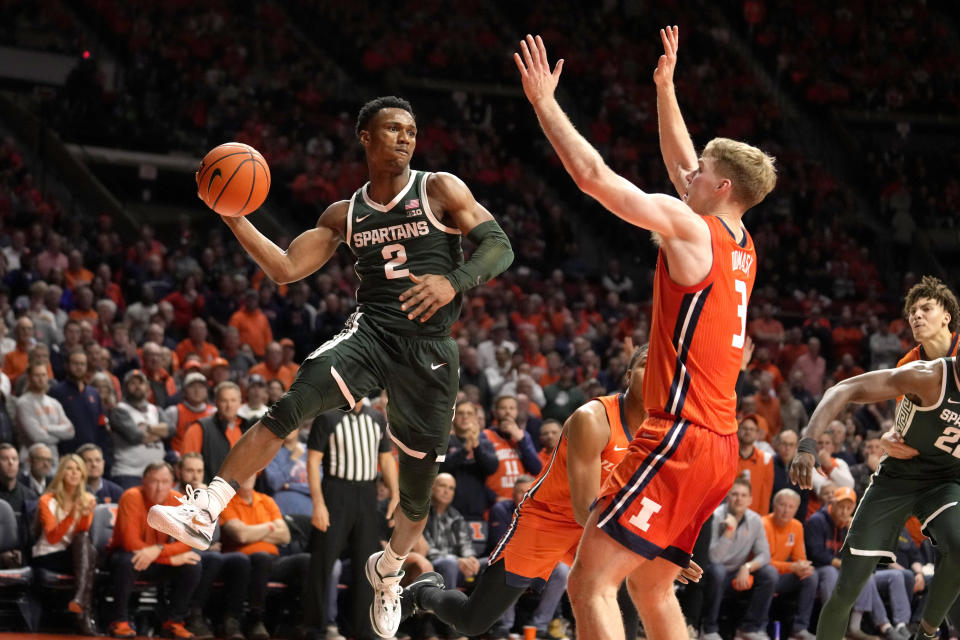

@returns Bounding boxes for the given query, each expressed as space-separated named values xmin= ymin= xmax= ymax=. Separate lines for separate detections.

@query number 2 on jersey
xmin=934 ymin=426 xmax=960 ymax=458
xmin=382 ymin=243 xmax=409 ymax=279
xmin=732 ymin=278 xmax=747 ymax=348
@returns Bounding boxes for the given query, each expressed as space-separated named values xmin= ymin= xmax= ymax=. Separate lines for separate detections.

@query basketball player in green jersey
xmin=148 ymin=96 xmax=514 ymax=638
xmin=881 ymin=275 xmax=960 ymax=459
xmin=792 ymin=357 xmax=960 ymax=640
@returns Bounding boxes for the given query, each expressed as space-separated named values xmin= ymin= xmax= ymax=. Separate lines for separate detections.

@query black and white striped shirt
xmin=308 ymin=405 xmax=391 ymax=482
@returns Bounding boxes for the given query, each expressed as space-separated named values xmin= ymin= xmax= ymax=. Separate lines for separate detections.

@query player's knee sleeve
xmin=260 ymin=386 xmax=308 ymax=438
xmin=397 ymin=451 xmax=439 ymax=522
xmin=261 ymin=379 xmax=344 ymax=439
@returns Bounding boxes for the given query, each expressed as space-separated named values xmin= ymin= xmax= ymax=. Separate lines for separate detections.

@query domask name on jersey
xmin=352 ymin=219 xmax=431 ymax=248
xmin=731 ymin=249 xmax=754 ymax=276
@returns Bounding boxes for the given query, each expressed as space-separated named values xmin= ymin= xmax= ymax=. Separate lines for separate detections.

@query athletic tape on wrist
xmin=797 ymin=437 xmax=821 ymax=467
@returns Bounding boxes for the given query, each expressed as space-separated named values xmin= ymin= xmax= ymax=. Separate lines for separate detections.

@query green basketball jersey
xmin=882 ymin=357 xmax=960 ymax=481
xmin=346 ymin=170 xmax=463 ymax=337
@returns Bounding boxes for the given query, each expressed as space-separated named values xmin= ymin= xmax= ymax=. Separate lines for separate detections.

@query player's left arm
xmin=791 ymin=360 xmax=939 ymax=488
xmin=565 ymin=401 xmax=611 ymax=527
xmin=514 ymin=35 xmax=711 ymax=249
xmin=398 ymin=172 xmax=514 ymax=323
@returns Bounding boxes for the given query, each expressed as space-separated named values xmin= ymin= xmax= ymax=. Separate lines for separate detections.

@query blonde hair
xmin=702 ymin=138 xmax=777 ymax=210
xmin=47 ymin=453 xmax=91 ymax=512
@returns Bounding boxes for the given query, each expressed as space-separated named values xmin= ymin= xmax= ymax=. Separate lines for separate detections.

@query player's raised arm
xmin=565 ymin=402 xmax=611 ymax=527
xmin=221 ymin=201 xmax=347 ymax=285
xmin=654 ymin=26 xmax=699 ymax=198
xmin=399 ymin=172 xmax=513 ymax=323
xmin=514 ymin=34 xmax=708 ymax=245
xmin=790 ymin=360 xmax=941 ymax=488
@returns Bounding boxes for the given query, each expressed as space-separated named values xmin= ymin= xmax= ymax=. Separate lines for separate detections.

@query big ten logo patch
xmin=627 ymin=497 xmax=662 ymax=532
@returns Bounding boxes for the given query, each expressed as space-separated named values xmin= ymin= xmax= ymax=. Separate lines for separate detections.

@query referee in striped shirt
xmin=304 ymin=399 xmax=398 ymax=640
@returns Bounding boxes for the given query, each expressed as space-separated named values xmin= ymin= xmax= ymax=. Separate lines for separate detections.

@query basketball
xmin=195 ymin=142 xmax=271 ymax=217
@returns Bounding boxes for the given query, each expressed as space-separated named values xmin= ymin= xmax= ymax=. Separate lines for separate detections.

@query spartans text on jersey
xmin=353 ymin=220 xmax=431 ymax=248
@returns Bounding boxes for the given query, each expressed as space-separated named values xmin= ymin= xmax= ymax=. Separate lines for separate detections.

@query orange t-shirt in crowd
xmin=281 ymin=362 xmax=299 ymax=383
xmin=762 ymin=513 xmax=808 ymax=574
xmin=229 ymin=309 xmax=273 ymax=357
xmin=248 ymin=362 xmax=296 ymax=390
xmin=220 ymin=490 xmax=283 ymax=555
xmin=3 ymin=347 xmax=29 ymax=380
xmin=175 ymin=339 xmax=221 ymax=367
xmin=832 ymin=326 xmax=864 ymax=359
xmin=753 ymin=392 xmax=782 ymax=439
xmin=109 ymin=486 xmax=191 ymax=563
xmin=180 ymin=417 xmax=243 ymax=455
xmin=522 ymin=350 xmax=548 ymax=371
xmin=3 ymin=348 xmax=54 ymax=382
xmin=68 ymin=308 xmax=99 ymax=323
xmin=539 ymin=372 xmax=560 ymax=388
xmin=739 ymin=446 xmax=774 ymax=516
xmin=65 ymin=267 xmax=94 ymax=291
xmin=749 ymin=361 xmax=784 ymax=390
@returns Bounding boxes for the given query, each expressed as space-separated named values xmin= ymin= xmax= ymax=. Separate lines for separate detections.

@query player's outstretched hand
xmin=514 ymin=34 xmax=564 ymax=107
xmin=789 ymin=451 xmax=817 ymax=489
xmin=676 ymin=559 xmax=703 ymax=584
xmin=400 ymin=273 xmax=456 ymax=323
xmin=880 ymin=428 xmax=919 ymax=459
xmin=654 ymin=26 xmax=680 ymax=88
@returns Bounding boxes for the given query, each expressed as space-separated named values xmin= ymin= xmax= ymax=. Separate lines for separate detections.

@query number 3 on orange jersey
xmin=732 ymin=279 xmax=747 ymax=349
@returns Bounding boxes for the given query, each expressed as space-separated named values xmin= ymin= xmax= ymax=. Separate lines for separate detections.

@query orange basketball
xmin=195 ymin=142 xmax=271 ymax=217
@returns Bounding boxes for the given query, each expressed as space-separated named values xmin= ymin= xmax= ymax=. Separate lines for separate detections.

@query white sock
xmin=376 ymin=543 xmax=407 ymax=577
xmin=204 ymin=477 xmax=236 ymax=519
xmin=879 ymin=623 xmax=892 ymax=633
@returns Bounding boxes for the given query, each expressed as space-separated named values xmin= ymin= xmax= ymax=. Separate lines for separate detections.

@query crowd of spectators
xmin=1 ymin=1 xmax=959 ymax=639
xmin=0 ymin=114 xmax=952 ymax=640
xmin=727 ymin=0 xmax=960 ymax=242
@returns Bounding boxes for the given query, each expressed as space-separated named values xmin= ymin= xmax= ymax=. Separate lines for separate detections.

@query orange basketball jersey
xmin=644 ymin=216 xmax=756 ymax=435
xmin=485 ymin=428 xmax=527 ymax=501
xmin=487 ymin=394 xmax=636 ymax=584
xmin=897 ymin=331 xmax=959 ymax=367
xmin=519 ymin=393 xmax=634 ymax=525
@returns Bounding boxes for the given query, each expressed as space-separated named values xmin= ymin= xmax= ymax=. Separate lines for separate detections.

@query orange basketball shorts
xmin=594 ymin=415 xmax=738 ymax=567
xmin=488 ymin=508 xmax=582 ymax=589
